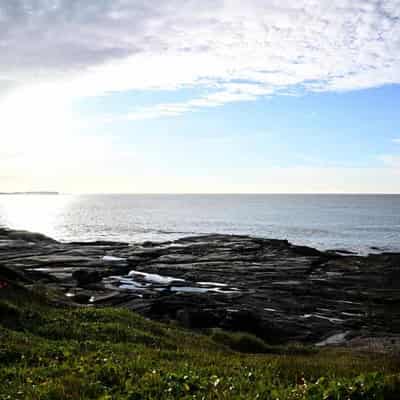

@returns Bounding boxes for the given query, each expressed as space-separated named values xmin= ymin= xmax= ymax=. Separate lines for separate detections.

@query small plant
xmin=211 ymin=329 xmax=273 ymax=353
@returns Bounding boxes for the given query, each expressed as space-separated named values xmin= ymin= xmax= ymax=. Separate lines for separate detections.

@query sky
xmin=1 ymin=0 xmax=400 ymax=193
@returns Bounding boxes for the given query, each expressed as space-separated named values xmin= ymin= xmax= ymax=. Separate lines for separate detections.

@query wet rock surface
xmin=1 ymin=227 xmax=399 ymax=344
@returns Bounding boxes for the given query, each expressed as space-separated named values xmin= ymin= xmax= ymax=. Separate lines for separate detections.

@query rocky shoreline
xmin=1 ymin=227 xmax=399 ymax=349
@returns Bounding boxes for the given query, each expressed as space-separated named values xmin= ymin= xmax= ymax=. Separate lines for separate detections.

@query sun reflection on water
xmin=0 ymin=195 xmax=75 ymax=240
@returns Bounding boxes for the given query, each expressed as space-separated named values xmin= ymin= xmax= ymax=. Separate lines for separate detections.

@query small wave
xmin=352 ymin=226 xmax=400 ymax=233
xmin=154 ymin=229 xmax=199 ymax=235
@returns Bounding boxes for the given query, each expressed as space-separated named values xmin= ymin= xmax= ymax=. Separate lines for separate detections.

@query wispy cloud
xmin=1 ymin=0 xmax=400 ymax=115
xmin=393 ymin=138 xmax=400 ymax=144
xmin=127 ymin=84 xmax=272 ymax=120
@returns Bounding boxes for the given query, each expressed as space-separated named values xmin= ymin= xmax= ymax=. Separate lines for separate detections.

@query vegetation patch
xmin=0 ymin=286 xmax=399 ymax=399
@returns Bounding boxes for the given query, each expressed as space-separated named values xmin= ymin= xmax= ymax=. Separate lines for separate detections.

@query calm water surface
xmin=0 ymin=194 xmax=399 ymax=254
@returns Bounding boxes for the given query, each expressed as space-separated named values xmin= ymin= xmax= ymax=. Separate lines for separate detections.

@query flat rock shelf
xmin=1 ymin=227 xmax=399 ymax=346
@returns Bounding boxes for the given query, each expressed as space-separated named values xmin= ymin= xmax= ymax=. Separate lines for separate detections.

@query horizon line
xmin=16 ymin=192 xmax=400 ymax=196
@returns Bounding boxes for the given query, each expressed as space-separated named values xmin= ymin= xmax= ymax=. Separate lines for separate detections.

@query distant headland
xmin=0 ymin=191 xmax=59 ymax=195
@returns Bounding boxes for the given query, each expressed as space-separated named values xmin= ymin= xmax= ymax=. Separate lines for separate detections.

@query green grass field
xmin=1 ymin=284 xmax=399 ymax=399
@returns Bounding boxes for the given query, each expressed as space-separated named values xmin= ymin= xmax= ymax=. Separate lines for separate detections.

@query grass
xmin=0 ymin=283 xmax=399 ymax=399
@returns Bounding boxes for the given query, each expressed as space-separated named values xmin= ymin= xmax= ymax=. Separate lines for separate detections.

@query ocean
xmin=0 ymin=194 xmax=399 ymax=254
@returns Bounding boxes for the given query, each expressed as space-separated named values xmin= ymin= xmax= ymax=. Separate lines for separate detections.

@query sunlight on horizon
xmin=0 ymin=195 xmax=76 ymax=239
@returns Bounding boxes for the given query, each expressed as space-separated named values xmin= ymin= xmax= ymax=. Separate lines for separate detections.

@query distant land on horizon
xmin=0 ymin=191 xmax=59 ymax=195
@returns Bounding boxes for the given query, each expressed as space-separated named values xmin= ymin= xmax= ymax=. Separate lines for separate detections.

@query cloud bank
xmin=1 ymin=0 xmax=400 ymax=114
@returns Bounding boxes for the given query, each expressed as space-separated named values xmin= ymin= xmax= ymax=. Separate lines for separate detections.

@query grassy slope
xmin=0 ymin=284 xmax=399 ymax=400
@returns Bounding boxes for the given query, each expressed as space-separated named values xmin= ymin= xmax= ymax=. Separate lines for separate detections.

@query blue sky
xmin=1 ymin=0 xmax=400 ymax=193
xmin=75 ymin=84 xmax=400 ymax=170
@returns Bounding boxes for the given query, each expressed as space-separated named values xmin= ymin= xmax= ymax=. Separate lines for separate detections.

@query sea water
xmin=0 ymin=194 xmax=399 ymax=254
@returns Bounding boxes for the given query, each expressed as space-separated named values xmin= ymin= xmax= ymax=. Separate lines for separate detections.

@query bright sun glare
xmin=2 ymin=85 xmax=74 ymax=157
xmin=0 ymin=194 xmax=75 ymax=239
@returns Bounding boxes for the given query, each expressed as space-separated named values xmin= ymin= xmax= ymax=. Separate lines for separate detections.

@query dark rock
xmin=72 ymin=270 xmax=102 ymax=286
xmin=0 ymin=227 xmax=57 ymax=243
xmin=176 ymin=308 xmax=222 ymax=329
xmin=142 ymin=241 xmax=157 ymax=248
xmin=1 ymin=228 xmax=400 ymax=344
xmin=70 ymin=241 xmax=129 ymax=247
xmin=290 ymin=244 xmax=322 ymax=257
xmin=72 ymin=293 xmax=92 ymax=304
xmin=0 ymin=264 xmax=32 ymax=283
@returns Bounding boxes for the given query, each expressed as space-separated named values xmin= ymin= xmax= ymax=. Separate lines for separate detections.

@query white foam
xmin=341 ymin=311 xmax=363 ymax=317
xmin=316 ymin=332 xmax=350 ymax=346
xmin=302 ymin=314 xmax=343 ymax=323
xmin=103 ymin=255 xmax=127 ymax=262
xmin=170 ymin=286 xmax=210 ymax=293
xmin=170 ymin=286 xmax=240 ymax=294
xmin=119 ymin=283 xmax=143 ymax=290
xmin=198 ymin=281 xmax=227 ymax=287
xmin=326 ymin=271 xmax=343 ymax=277
xmin=128 ymin=270 xmax=185 ymax=284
